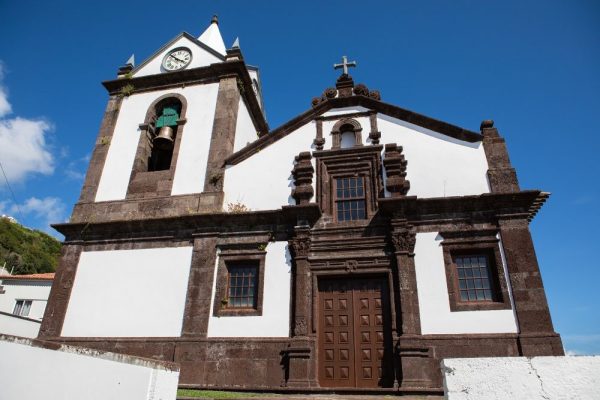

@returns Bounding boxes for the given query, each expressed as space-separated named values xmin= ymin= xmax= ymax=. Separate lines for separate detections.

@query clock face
xmin=162 ymin=48 xmax=192 ymax=71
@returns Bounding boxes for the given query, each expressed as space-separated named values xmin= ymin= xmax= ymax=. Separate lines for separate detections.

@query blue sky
xmin=0 ymin=1 xmax=598 ymax=354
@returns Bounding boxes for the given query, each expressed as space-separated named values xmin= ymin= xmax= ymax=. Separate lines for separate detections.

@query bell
xmin=154 ymin=126 xmax=175 ymax=150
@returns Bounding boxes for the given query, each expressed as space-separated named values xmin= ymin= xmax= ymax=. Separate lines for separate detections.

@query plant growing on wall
xmin=119 ymin=84 xmax=135 ymax=97
xmin=226 ymin=202 xmax=250 ymax=213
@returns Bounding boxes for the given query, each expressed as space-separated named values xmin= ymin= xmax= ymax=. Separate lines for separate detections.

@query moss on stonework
xmin=177 ymin=389 xmax=277 ymax=398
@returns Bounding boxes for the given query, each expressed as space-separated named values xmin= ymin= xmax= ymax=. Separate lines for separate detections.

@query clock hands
xmin=168 ymin=54 xmax=186 ymax=64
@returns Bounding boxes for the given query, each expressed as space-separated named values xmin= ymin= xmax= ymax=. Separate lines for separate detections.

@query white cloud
xmin=0 ymin=62 xmax=54 ymax=184
xmin=64 ymin=154 xmax=90 ymax=182
xmin=0 ymin=64 xmax=11 ymax=118
xmin=8 ymin=196 xmax=67 ymax=229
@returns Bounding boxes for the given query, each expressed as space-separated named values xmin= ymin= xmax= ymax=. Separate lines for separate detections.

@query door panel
xmin=318 ymin=277 xmax=393 ymax=388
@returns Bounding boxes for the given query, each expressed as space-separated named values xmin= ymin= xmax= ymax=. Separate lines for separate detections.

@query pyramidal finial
xmin=126 ymin=54 xmax=135 ymax=67
xmin=211 ymin=15 xmax=218 ymax=25
xmin=232 ymin=37 xmax=240 ymax=49
xmin=199 ymin=16 xmax=227 ymax=56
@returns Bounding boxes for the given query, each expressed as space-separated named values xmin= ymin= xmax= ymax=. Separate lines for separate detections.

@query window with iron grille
xmin=454 ymin=254 xmax=495 ymax=302
xmin=335 ymin=177 xmax=366 ymax=221
xmin=227 ymin=264 xmax=258 ymax=308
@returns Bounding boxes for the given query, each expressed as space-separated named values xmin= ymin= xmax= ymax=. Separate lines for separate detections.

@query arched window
xmin=331 ymin=118 xmax=363 ymax=149
xmin=148 ymin=101 xmax=181 ymax=171
xmin=340 ymin=126 xmax=357 ymax=149
xmin=126 ymin=94 xmax=187 ymax=199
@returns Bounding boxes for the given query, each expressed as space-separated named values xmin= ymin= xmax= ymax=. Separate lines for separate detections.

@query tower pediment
xmin=131 ymin=32 xmax=225 ymax=78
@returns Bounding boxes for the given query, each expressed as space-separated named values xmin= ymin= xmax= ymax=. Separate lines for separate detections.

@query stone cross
xmin=334 ymin=55 xmax=357 ymax=75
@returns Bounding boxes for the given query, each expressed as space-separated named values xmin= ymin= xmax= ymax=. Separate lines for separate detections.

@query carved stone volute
xmin=291 ymin=152 xmax=314 ymax=205
xmin=289 ymin=231 xmax=311 ymax=259
xmin=383 ymin=143 xmax=410 ymax=197
xmin=391 ymin=225 xmax=416 ymax=255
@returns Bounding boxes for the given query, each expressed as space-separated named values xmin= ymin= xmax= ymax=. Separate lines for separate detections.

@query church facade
xmin=39 ymin=18 xmax=563 ymax=393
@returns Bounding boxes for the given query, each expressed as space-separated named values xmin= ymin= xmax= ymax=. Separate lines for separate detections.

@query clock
xmin=162 ymin=47 xmax=192 ymax=71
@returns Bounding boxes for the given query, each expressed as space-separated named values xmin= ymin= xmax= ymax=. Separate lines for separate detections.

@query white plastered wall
xmin=133 ymin=35 xmax=222 ymax=78
xmin=223 ymin=107 xmax=490 ymax=210
xmin=378 ymin=115 xmax=490 ymax=198
xmin=223 ymin=122 xmax=315 ymax=210
xmin=95 ymin=83 xmax=220 ymax=201
xmin=61 ymin=247 xmax=193 ymax=337
xmin=233 ymin=98 xmax=257 ymax=152
xmin=248 ymin=69 xmax=264 ymax=111
xmin=207 ymin=241 xmax=292 ymax=337
xmin=414 ymin=232 xmax=518 ymax=334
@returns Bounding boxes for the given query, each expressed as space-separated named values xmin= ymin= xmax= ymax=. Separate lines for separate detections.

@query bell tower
xmin=71 ymin=17 xmax=268 ymax=223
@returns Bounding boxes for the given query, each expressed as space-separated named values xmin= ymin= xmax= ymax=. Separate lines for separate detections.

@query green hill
xmin=0 ymin=217 xmax=62 ymax=275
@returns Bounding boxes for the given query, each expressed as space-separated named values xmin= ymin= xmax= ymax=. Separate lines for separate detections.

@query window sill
xmin=450 ymin=300 xmax=512 ymax=312
xmin=215 ymin=308 xmax=262 ymax=317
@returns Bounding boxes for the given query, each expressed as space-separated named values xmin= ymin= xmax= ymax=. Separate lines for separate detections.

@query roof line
xmin=225 ymin=95 xmax=482 ymax=166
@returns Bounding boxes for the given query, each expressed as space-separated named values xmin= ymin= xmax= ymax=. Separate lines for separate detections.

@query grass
xmin=177 ymin=389 xmax=278 ymax=399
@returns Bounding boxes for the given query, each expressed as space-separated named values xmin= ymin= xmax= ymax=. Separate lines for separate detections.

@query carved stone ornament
xmin=294 ymin=317 xmax=308 ymax=336
xmin=289 ymin=235 xmax=311 ymax=258
xmin=345 ymin=260 xmax=358 ymax=273
xmin=291 ymin=152 xmax=315 ymax=205
xmin=369 ymin=90 xmax=381 ymax=100
xmin=383 ymin=143 xmax=410 ymax=197
xmin=323 ymin=87 xmax=337 ymax=99
xmin=313 ymin=136 xmax=326 ymax=150
xmin=391 ymin=227 xmax=416 ymax=254
xmin=353 ymin=84 xmax=369 ymax=96
xmin=311 ymin=76 xmax=382 ymax=106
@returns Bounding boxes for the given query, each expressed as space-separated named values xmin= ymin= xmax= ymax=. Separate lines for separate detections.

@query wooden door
xmin=318 ymin=277 xmax=394 ymax=388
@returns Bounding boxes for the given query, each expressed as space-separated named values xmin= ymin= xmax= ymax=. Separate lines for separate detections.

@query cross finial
xmin=334 ymin=55 xmax=357 ymax=76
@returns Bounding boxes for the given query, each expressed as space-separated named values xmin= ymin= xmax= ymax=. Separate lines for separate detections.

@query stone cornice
xmin=53 ymin=204 xmax=321 ymax=243
xmin=379 ymin=190 xmax=550 ymax=222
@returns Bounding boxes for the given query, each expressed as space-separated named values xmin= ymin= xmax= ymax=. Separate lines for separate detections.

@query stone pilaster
xmin=497 ymin=217 xmax=564 ymax=355
xmin=203 ymin=76 xmax=241 ymax=194
xmin=390 ymin=221 xmax=420 ymax=335
xmin=289 ymin=228 xmax=311 ymax=337
xmin=368 ymin=112 xmax=381 ymax=144
xmin=285 ymin=227 xmax=317 ymax=387
xmin=77 ymin=95 xmax=123 ymax=203
xmin=313 ymin=119 xmax=325 ymax=150
xmin=180 ymin=237 xmax=218 ymax=337
xmin=38 ymin=244 xmax=83 ymax=339
xmin=481 ymin=120 xmax=520 ymax=193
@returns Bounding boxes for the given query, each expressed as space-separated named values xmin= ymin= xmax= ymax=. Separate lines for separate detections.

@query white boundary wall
xmin=443 ymin=356 xmax=600 ymax=400
xmin=0 ymin=335 xmax=178 ymax=400
xmin=0 ymin=312 xmax=40 ymax=338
